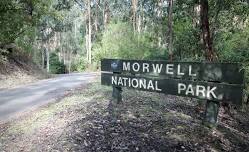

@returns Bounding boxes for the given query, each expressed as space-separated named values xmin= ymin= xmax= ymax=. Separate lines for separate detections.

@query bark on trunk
xmin=94 ymin=0 xmax=100 ymax=33
xmin=200 ymin=0 xmax=217 ymax=61
xmin=88 ymin=0 xmax=92 ymax=64
xmin=103 ymin=0 xmax=110 ymax=29
xmin=67 ymin=43 xmax=71 ymax=73
xmin=45 ymin=42 xmax=50 ymax=73
xmin=63 ymin=33 xmax=66 ymax=65
xmin=41 ymin=48 xmax=45 ymax=69
xmin=132 ymin=0 xmax=138 ymax=31
xmin=193 ymin=4 xmax=200 ymax=28
xmin=211 ymin=0 xmax=222 ymax=45
xmin=85 ymin=19 xmax=88 ymax=62
xmin=137 ymin=9 xmax=141 ymax=34
xmin=167 ymin=0 xmax=173 ymax=61
xmin=59 ymin=32 xmax=62 ymax=62
xmin=74 ymin=20 xmax=77 ymax=39
xmin=157 ymin=0 xmax=163 ymax=48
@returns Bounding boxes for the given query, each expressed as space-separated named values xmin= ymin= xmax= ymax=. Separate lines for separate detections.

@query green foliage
xmin=71 ymin=55 xmax=87 ymax=72
xmin=93 ymin=22 xmax=161 ymax=63
xmin=173 ymin=18 xmax=202 ymax=61
xmin=15 ymin=27 xmax=37 ymax=55
xmin=1 ymin=0 xmax=249 ymax=82
xmin=0 ymin=0 xmax=53 ymax=45
xmin=216 ymin=26 xmax=249 ymax=63
xmin=49 ymin=53 xmax=65 ymax=74
xmin=215 ymin=25 xmax=249 ymax=84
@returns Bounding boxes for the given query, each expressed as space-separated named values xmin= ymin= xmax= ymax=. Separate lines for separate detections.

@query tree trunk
xmin=193 ymin=4 xmax=201 ymax=28
xmin=33 ymin=42 xmax=37 ymax=63
xmin=41 ymin=48 xmax=45 ymax=69
xmin=157 ymin=0 xmax=163 ymax=48
xmin=132 ymin=0 xmax=138 ymax=31
xmin=94 ymin=0 xmax=100 ymax=33
xmin=33 ymin=29 xmax=38 ymax=64
xmin=85 ymin=31 xmax=88 ymax=62
xmin=74 ymin=20 xmax=77 ymax=39
xmin=211 ymin=0 xmax=222 ymax=44
xmin=45 ymin=41 xmax=50 ymax=73
xmin=103 ymin=0 xmax=105 ymax=29
xmin=103 ymin=0 xmax=110 ymax=29
xmin=69 ymin=45 xmax=72 ymax=73
xmin=137 ymin=10 xmax=141 ymax=34
xmin=200 ymin=0 xmax=217 ymax=61
xmin=59 ymin=32 xmax=62 ymax=62
xmin=167 ymin=0 xmax=173 ymax=61
xmin=200 ymin=0 xmax=229 ymax=124
xmin=63 ymin=33 xmax=66 ymax=65
xmin=62 ymin=38 xmax=67 ymax=65
xmin=192 ymin=3 xmax=201 ymax=59
xmin=88 ymin=0 xmax=92 ymax=64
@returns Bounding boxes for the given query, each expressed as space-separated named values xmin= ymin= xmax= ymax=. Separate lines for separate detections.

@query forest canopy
xmin=0 ymin=0 xmax=248 ymax=79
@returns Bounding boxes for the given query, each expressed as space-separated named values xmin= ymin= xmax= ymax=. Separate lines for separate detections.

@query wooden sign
xmin=101 ymin=73 xmax=244 ymax=105
xmin=101 ymin=59 xmax=245 ymax=105
xmin=101 ymin=58 xmax=245 ymax=125
xmin=101 ymin=59 xmax=244 ymax=84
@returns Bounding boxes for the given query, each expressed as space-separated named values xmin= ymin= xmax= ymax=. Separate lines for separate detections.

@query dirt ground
xmin=0 ymin=50 xmax=50 ymax=90
xmin=0 ymin=82 xmax=249 ymax=152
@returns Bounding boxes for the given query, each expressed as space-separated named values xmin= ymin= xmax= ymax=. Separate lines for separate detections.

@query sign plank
xmin=101 ymin=73 xmax=243 ymax=105
xmin=101 ymin=59 xmax=244 ymax=84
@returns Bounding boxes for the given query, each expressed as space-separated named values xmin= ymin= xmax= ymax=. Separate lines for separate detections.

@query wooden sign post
xmin=101 ymin=59 xmax=245 ymax=125
xmin=112 ymin=71 xmax=122 ymax=103
xmin=204 ymin=100 xmax=220 ymax=126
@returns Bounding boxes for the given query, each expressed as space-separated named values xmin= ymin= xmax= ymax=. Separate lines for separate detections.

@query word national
xmin=111 ymin=76 xmax=162 ymax=91
xmin=123 ymin=62 xmax=197 ymax=76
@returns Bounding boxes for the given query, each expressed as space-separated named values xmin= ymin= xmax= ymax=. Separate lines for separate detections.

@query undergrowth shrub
xmin=49 ymin=53 xmax=66 ymax=74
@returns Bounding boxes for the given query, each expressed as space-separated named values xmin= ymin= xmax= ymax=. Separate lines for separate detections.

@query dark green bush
xmin=49 ymin=53 xmax=66 ymax=74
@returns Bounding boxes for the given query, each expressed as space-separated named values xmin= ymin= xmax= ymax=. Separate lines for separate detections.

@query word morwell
xmin=123 ymin=61 xmax=197 ymax=76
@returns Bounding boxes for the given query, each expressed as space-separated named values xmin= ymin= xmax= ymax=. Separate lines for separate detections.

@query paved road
xmin=0 ymin=72 xmax=99 ymax=122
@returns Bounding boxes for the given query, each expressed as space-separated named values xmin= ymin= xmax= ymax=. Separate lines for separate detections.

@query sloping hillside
xmin=0 ymin=46 xmax=49 ymax=89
